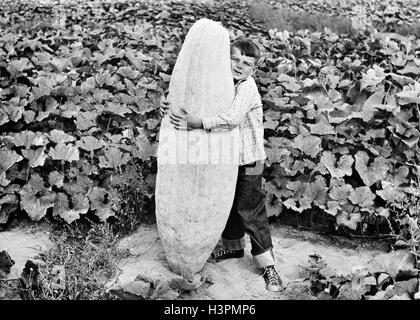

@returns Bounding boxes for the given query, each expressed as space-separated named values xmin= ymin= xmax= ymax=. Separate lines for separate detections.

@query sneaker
xmin=262 ymin=265 xmax=283 ymax=292
xmin=208 ymin=249 xmax=244 ymax=263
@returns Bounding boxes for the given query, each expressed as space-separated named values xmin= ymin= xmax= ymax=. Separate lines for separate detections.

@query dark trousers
xmin=221 ymin=162 xmax=273 ymax=257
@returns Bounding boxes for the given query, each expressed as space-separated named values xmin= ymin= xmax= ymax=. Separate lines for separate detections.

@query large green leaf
xmin=265 ymin=192 xmax=283 ymax=217
xmin=132 ymin=135 xmax=158 ymax=161
xmin=265 ymin=147 xmax=290 ymax=167
xmin=396 ymin=88 xmax=420 ymax=105
xmin=7 ymin=58 xmax=32 ymax=78
xmin=105 ymin=102 xmax=132 ymax=116
xmin=19 ymin=189 xmax=55 ymax=222
xmin=355 ymin=151 xmax=389 ymax=187
xmin=93 ymin=89 xmax=113 ymax=102
xmin=286 ymin=180 xmax=309 ymax=199
xmin=63 ymin=181 xmax=87 ymax=197
xmin=32 ymin=75 xmax=54 ymax=99
xmin=336 ymin=211 xmax=362 ymax=230
xmin=307 ymin=115 xmax=335 ymax=135
xmin=77 ymin=159 xmax=99 ymax=176
xmin=275 ymin=157 xmax=309 ymax=177
xmin=277 ymin=73 xmax=301 ymax=92
xmin=36 ymin=97 xmax=59 ymax=122
xmin=53 ymin=192 xmax=89 ymax=224
xmin=48 ymin=171 xmax=64 ymax=188
xmin=125 ymin=48 xmax=149 ymax=71
xmin=0 ymin=171 xmax=10 ymax=187
xmin=324 ymin=200 xmax=341 ymax=216
xmin=22 ymin=147 xmax=48 ymax=168
xmin=10 ymin=131 xmax=45 ymax=148
xmin=0 ymin=194 xmax=18 ymax=223
xmin=87 ymin=186 xmax=116 ymax=222
xmin=360 ymin=65 xmax=386 ymax=91
xmin=49 ymin=143 xmax=80 ymax=162
xmin=76 ymin=136 xmax=105 ymax=152
xmin=321 ymin=151 xmax=354 ymax=178
xmin=361 ymin=90 xmax=385 ymax=121
xmin=329 ymin=184 xmax=354 ymax=202
xmin=48 ymin=129 xmax=76 ymax=144
xmin=32 ymin=51 xmax=53 ymax=68
xmin=283 ymin=197 xmax=312 ymax=213
xmin=0 ymin=108 xmax=9 ymax=126
xmin=367 ymin=251 xmax=417 ymax=280
xmin=80 ymin=76 xmax=96 ymax=94
xmin=99 ymin=147 xmax=131 ymax=168
xmin=60 ymin=103 xmax=81 ymax=119
xmin=117 ymin=66 xmax=140 ymax=79
xmin=23 ymin=110 xmax=36 ymax=123
xmin=25 ymin=174 xmax=47 ymax=194
xmin=290 ymin=135 xmax=322 ymax=158
xmin=0 ymin=150 xmax=23 ymax=171
xmin=313 ymin=95 xmax=335 ymax=112
xmin=349 ymin=186 xmax=376 ymax=208
xmin=51 ymin=57 xmax=69 ymax=72
xmin=95 ymin=70 xmax=115 ymax=87
xmin=376 ymin=181 xmax=406 ymax=203
xmin=4 ymin=105 xmax=23 ymax=122
xmin=75 ymin=111 xmax=97 ymax=131
xmin=303 ymin=176 xmax=328 ymax=207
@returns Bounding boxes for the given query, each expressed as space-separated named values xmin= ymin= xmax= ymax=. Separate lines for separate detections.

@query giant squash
xmin=155 ymin=19 xmax=239 ymax=277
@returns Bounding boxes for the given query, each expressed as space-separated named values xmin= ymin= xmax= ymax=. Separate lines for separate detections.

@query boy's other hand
xmin=169 ymin=107 xmax=203 ymax=130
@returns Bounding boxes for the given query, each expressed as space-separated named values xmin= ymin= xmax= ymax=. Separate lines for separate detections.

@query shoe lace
xmin=253 ymin=265 xmax=281 ymax=283
xmin=213 ymin=249 xmax=234 ymax=258
xmin=265 ymin=266 xmax=280 ymax=284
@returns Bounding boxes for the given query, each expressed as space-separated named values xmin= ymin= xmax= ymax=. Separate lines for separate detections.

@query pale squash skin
xmin=155 ymin=19 xmax=239 ymax=277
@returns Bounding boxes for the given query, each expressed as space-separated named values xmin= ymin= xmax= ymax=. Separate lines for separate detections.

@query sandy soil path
xmin=105 ymin=223 xmax=387 ymax=300
xmin=0 ymin=224 xmax=52 ymax=280
xmin=0 ymin=221 xmax=388 ymax=299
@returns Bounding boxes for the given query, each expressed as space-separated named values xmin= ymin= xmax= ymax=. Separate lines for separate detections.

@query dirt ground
xmin=105 ymin=222 xmax=387 ymax=300
xmin=0 ymin=221 xmax=388 ymax=299
xmin=0 ymin=223 xmax=52 ymax=281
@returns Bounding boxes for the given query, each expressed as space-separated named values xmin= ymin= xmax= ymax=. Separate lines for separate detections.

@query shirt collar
xmin=234 ymin=75 xmax=251 ymax=88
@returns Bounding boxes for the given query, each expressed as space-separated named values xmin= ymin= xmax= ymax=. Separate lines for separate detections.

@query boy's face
xmin=230 ymin=46 xmax=257 ymax=81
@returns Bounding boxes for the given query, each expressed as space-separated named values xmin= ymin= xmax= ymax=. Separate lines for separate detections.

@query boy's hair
xmin=231 ymin=39 xmax=260 ymax=60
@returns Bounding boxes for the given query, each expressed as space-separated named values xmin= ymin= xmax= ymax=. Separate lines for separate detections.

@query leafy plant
xmin=295 ymin=252 xmax=419 ymax=300
xmin=0 ymin=222 xmax=129 ymax=300
xmin=0 ymin=0 xmax=419 ymax=244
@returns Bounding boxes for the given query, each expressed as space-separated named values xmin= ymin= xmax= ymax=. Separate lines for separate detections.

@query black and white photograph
xmin=0 ymin=0 xmax=420 ymax=313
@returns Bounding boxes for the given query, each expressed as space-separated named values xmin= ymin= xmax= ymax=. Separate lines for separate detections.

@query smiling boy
xmin=169 ymin=39 xmax=282 ymax=292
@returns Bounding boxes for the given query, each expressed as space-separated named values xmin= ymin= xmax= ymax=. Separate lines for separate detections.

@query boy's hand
xmin=159 ymin=96 xmax=171 ymax=117
xmin=169 ymin=108 xmax=203 ymax=131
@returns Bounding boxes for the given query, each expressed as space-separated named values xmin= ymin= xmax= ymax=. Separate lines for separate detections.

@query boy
xmin=168 ymin=39 xmax=282 ymax=292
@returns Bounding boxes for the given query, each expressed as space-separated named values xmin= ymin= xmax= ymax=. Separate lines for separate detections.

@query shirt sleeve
xmin=202 ymin=81 xmax=257 ymax=131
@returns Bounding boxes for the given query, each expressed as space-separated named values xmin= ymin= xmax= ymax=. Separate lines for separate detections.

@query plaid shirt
xmin=202 ymin=76 xmax=267 ymax=166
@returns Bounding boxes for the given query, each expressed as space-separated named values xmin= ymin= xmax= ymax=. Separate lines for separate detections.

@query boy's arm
xmin=201 ymin=81 xmax=257 ymax=131
xmin=169 ymin=108 xmax=204 ymax=131
xmin=169 ymin=81 xmax=257 ymax=131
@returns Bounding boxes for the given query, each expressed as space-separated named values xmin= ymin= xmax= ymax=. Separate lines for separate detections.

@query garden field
xmin=0 ymin=0 xmax=420 ymax=300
